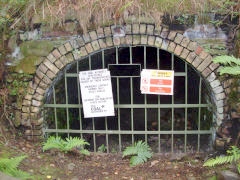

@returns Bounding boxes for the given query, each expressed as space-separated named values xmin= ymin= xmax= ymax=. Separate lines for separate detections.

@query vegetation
xmin=43 ymin=136 xmax=90 ymax=155
xmin=203 ymin=146 xmax=240 ymax=174
xmin=122 ymin=140 xmax=153 ymax=167
xmin=0 ymin=155 xmax=33 ymax=179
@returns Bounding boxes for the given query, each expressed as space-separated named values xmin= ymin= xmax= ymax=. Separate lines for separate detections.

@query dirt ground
xmin=0 ymin=129 xmax=225 ymax=180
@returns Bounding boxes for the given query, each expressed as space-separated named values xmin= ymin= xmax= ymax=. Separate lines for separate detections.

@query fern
xmin=203 ymin=146 xmax=240 ymax=173
xmin=0 ymin=155 xmax=33 ymax=179
xmin=123 ymin=140 xmax=153 ymax=167
xmin=213 ymin=55 xmax=240 ymax=76
xmin=43 ymin=136 xmax=90 ymax=154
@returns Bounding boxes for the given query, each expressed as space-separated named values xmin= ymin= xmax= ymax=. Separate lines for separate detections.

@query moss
xmin=13 ymin=56 xmax=39 ymax=74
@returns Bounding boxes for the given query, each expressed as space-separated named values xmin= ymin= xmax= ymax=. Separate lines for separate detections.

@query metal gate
xmin=43 ymin=46 xmax=214 ymax=153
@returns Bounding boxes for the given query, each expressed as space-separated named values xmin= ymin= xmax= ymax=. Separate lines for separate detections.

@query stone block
xmin=207 ymin=72 xmax=216 ymax=82
xmin=105 ymin=37 xmax=113 ymax=47
xmin=38 ymin=81 xmax=48 ymax=89
xmin=32 ymin=99 xmax=42 ymax=107
xmin=168 ymin=31 xmax=176 ymax=41
xmin=209 ymin=62 xmax=219 ymax=71
xmin=160 ymin=28 xmax=169 ymax=39
xmin=181 ymin=37 xmax=190 ymax=47
xmin=154 ymin=26 xmax=162 ymax=36
xmin=125 ymin=35 xmax=133 ymax=44
xmin=31 ymin=106 xmax=40 ymax=113
xmin=23 ymin=99 xmax=31 ymax=106
xmin=46 ymin=70 xmax=55 ymax=80
xmin=161 ymin=39 xmax=169 ymax=50
xmin=215 ymin=92 xmax=226 ymax=100
xmin=186 ymin=52 xmax=196 ymax=63
xmin=91 ymin=40 xmax=100 ymax=51
xmin=42 ymin=75 xmax=52 ymax=85
xmin=79 ymin=47 xmax=88 ymax=57
xmin=195 ymin=46 xmax=203 ymax=55
xmin=36 ymin=87 xmax=45 ymax=95
xmin=141 ymin=35 xmax=148 ymax=44
xmin=174 ymin=45 xmax=183 ymax=56
xmin=47 ymin=53 xmax=56 ymax=63
xmin=210 ymin=80 xmax=221 ymax=89
xmin=54 ymin=59 xmax=64 ymax=69
xmin=43 ymin=60 xmax=59 ymax=74
xmin=58 ymin=45 xmax=67 ymax=55
xmin=64 ymin=42 xmax=73 ymax=52
xmin=213 ymin=86 xmax=224 ymax=94
xmin=132 ymin=24 xmax=140 ymax=34
xmin=98 ymin=38 xmax=107 ymax=49
xmin=89 ymin=30 xmax=98 ymax=41
xmin=192 ymin=56 xmax=203 ymax=67
xmin=167 ymin=42 xmax=176 ymax=52
xmin=113 ymin=37 xmax=120 ymax=46
xmin=148 ymin=36 xmax=155 ymax=46
xmin=34 ymin=93 xmax=44 ymax=101
xmin=82 ymin=33 xmax=91 ymax=43
xmin=197 ymin=55 xmax=212 ymax=72
xmin=146 ymin=24 xmax=154 ymax=35
xmin=69 ymin=39 xmax=80 ymax=49
xmin=96 ymin=27 xmax=104 ymax=38
xmin=66 ymin=53 xmax=75 ymax=63
xmin=139 ymin=24 xmax=146 ymax=34
xmin=85 ymin=43 xmax=94 ymax=53
xmin=180 ymin=48 xmax=190 ymax=59
xmin=202 ymin=67 xmax=212 ymax=78
xmin=187 ymin=41 xmax=198 ymax=51
xmin=133 ymin=35 xmax=141 ymax=45
xmin=22 ymin=106 xmax=30 ymax=113
xmin=104 ymin=26 xmax=112 ymax=36
xmin=199 ymin=50 xmax=209 ymax=59
xmin=36 ymin=68 xmax=45 ymax=79
xmin=24 ymin=94 xmax=32 ymax=101
xmin=155 ymin=37 xmax=162 ymax=48
xmin=77 ymin=36 xmax=85 ymax=46
xmin=174 ymin=33 xmax=184 ymax=44
xmin=38 ymin=63 xmax=48 ymax=73
xmin=125 ymin=24 xmax=132 ymax=34
xmin=52 ymin=49 xmax=62 ymax=59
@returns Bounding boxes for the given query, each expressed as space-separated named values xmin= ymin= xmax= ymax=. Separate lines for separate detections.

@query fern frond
xmin=213 ymin=55 xmax=240 ymax=66
xmin=64 ymin=137 xmax=89 ymax=152
xmin=0 ymin=155 xmax=32 ymax=179
xmin=218 ymin=66 xmax=240 ymax=76
xmin=123 ymin=140 xmax=153 ymax=166
xmin=43 ymin=136 xmax=65 ymax=152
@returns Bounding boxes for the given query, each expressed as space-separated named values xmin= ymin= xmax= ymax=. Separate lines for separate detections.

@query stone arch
xmin=21 ymin=23 xmax=226 ymax=137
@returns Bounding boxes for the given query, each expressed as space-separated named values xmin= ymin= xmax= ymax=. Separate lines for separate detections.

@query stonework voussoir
xmin=52 ymin=49 xmax=62 ymax=59
xmin=32 ymin=99 xmax=42 ymax=107
xmin=160 ymin=28 xmax=169 ymax=39
xmin=133 ymin=35 xmax=141 ymax=45
xmin=69 ymin=39 xmax=79 ymax=49
xmin=180 ymin=48 xmax=190 ymax=59
xmin=167 ymin=42 xmax=176 ymax=52
xmin=85 ymin=43 xmax=94 ymax=54
xmin=174 ymin=33 xmax=184 ymax=44
xmin=91 ymin=40 xmax=100 ymax=51
xmin=104 ymin=26 xmax=112 ymax=36
xmin=146 ymin=24 xmax=154 ymax=35
xmin=187 ymin=41 xmax=198 ymax=51
xmin=43 ymin=60 xmax=59 ymax=74
xmin=77 ymin=36 xmax=85 ymax=47
xmin=58 ymin=45 xmax=67 ymax=55
xmin=132 ymin=24 xmax=140 ymax=34
xmin=64 ymin=42 xmax=73 ymax=52
xmin=106 ymin=37 xmax=113 ymax=47
xmin=82 ymin=33 xmax=91 ymax=43
xmin=148 ymin=36 xmax=155 ymax=46
xmin=139 ymin=24 xmax=147 ymax=34
xmin=89 ymin=30 xmax=98 ymax=41
xmin=141 ymin=35 xmax=148 ymax=44
xmin=181 ymin=37 xmax=190 ymax=47
xmin=155 ymin=37 xmax=162 ymax=47
xmin=168 ymin=31 xmax=177 ymax=41
xmin=96 ymin=27 xmax=104 ymax=38
xmin=47 ymin=53 xmax=56 ymax=63
xmin=174 ymin=45 xmax=183 ymax=56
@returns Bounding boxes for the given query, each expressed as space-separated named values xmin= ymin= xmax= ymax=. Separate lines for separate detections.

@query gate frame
xmin=20 ymin=23 xmax=226 ymax=138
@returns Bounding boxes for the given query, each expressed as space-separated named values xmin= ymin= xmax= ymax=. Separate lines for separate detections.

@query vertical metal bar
xmin=198 ymin=77 xmax=202 ymax=152
xmin=53 ymin=86 xmax=58 ymax=136
xmin=92 ymin=118 xmax=96 ymax=152
xmin=129 ymin=46 xmax=134 ymax=145
xmin=77 ymin=61 xmax=83 ymax=139
xmin=144 ymin=46 xmax=147 ymax=143
xmin=171 ymin=53 xmax=174 ymax=153
xmin=184 ymin=62 xmax=188 ymax=153
xmin=64 ymin=69 xmax=70 ymax=138
xmin=157 ymin=48 xmax=161 ymax=153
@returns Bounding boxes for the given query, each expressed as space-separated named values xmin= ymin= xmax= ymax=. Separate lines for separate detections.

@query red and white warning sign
xmin=140 ymin=69 xmax=174 ymax=95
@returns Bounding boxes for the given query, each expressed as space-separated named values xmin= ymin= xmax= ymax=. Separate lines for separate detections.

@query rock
xmin=217 ymin=170 xmax=240 ymax=180
xmin=67 ymin=163 xmax=76 ymax=171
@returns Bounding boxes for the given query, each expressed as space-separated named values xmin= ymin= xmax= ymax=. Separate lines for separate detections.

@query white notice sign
xmin=79 ymin=69 xmax=115 ymax=118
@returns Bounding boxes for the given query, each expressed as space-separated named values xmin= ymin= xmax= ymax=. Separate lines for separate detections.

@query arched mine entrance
xmin=43 ymin=45 xmax=214 ymax=153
